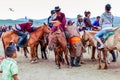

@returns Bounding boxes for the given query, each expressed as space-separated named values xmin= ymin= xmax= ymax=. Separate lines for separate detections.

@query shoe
xmin=75 ymin=57 xmax=81 ymax=67
xmin=98 ymin=44 xmax=104 ymax=49
xmin=112 ymin=60 xmax=116 ymax=62
xmin=70 ymin=57 xmax=76 ymax=67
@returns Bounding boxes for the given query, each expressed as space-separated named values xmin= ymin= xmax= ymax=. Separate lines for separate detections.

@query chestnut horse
xmin=48 ymin=32 xmax=69 ymax=69
xmin=1 ymin=23 xmax=50 ymax=63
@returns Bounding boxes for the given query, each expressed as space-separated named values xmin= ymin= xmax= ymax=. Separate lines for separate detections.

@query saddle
xmin=97 ymin=31 xmax=115 ymax=50
xmin=13 ymin=29 xmax=30 ymax=47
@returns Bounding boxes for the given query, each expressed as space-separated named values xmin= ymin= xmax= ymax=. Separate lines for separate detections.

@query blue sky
xmin=0 ymin=0 xmax=119 ymax=20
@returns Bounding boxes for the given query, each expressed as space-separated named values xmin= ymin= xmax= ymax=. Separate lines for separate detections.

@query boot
xmin=17 ymin=36 xmax=24 ymax=47
xmin=75 ymin=57 xmax=81 ymax=67
xmin=70 ymin=57 xmax=75 ymax=67
xmin=110 ymin=50 xmax=116 ymax=62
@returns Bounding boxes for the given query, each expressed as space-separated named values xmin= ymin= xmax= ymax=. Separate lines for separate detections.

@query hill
xmin=0 ymin=16 xmax=120 ymax=27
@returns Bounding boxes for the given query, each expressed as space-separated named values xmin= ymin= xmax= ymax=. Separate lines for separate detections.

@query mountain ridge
xmin=0 ymin=16 xmax=120 ymax=27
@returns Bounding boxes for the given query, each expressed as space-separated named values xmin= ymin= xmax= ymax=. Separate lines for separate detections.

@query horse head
xmin=42 ymin=23 xmax=51 ymax=34
xmin=48 ymin=33 xmax=57 ymax=50
xmin=82 ymin=30 xmax=90 ymax=47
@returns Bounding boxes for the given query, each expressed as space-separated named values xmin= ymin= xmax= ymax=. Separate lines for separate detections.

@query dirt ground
xmin=0 ymin=41 xmax=120 ymax=80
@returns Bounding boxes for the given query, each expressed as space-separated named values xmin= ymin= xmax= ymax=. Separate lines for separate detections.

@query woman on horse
xmin=94 ymin=4 xmax=114 ymax=49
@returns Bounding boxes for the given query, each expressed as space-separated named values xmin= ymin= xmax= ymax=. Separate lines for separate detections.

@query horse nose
xmin=48 ymin=45 xmax=53 ymax=50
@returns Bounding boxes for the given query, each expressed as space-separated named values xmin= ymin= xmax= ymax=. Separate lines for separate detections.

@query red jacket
xmin=18 ymin=22 xmax=33 ymax=32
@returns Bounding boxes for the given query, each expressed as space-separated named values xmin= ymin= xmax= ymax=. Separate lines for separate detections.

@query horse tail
xmin=1 ymin=33 xmax=6 ymax=55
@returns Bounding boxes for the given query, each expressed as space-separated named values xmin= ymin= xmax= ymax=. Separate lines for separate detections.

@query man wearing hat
xmin=76 ymin=14 xmax=85 ymax=31
xmin=0 ymin=42 xmax=19 ymax=80
xmin=94 ymin=4 xmax=114 ymax=49
xmin=51 ymin=6 xmax=67 ymax=32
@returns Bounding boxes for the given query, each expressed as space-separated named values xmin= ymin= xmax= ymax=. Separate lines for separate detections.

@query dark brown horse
xmin=48 ymin=32 xmax=69 ymax=69
xmin=1 ymin=23 xmax=50 ymax=63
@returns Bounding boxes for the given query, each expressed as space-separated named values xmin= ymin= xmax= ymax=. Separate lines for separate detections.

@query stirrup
xmin=98 ymin=45 xmax=104 ymax=49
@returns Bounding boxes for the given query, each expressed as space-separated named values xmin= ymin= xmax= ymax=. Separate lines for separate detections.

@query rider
xmin=51 ymin=6 xmax=67 ymax=32
xmin=47 ymin=10 xmax=56 ymax=28
xmin=94 ymin=4 xmax=114 ymax=49
xmin=84 ymin=11 xmax=93 ymax=30
xmin=92 ymin=16 xmax=101 ymax=30
xmin=76 ymin=14 xmax=85 ymax=31
xmin=15 ymin=19 xmax=35 ymax=48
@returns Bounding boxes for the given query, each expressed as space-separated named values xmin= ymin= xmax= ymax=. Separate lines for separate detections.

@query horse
xmin=82 ymin=28 xmax=120 ymax=69
xmin=1 ymin=23 xmax=50 ymax=63
xmin=81 ymin=30 xmax=98 ymax=61
xmin=48 ymin=31 xmax=69 ymax=69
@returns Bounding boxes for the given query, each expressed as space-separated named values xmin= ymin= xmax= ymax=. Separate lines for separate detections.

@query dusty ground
xmin=0 ymin=41 xmax=120 ymax=80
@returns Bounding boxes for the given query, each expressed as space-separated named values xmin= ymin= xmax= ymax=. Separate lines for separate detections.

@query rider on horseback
xmin=94 ymin=4 xmax=114 ymax=49
xmin=14 ymin=19 xmax=36 ymax=49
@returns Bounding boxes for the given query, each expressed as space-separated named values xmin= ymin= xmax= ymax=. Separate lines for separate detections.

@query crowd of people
xmin=0 ymin=3 xmax=116 ymax=80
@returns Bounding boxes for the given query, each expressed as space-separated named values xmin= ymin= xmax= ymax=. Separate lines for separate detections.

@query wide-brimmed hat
xmin=55 ymin=6 xmax=61 ymax=11
xmin=5 ymin=42 xmax=16 ymax=57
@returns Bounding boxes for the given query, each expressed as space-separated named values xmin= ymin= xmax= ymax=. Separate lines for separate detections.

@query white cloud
xmin=0 ymin=0 xmax=119 ymax=19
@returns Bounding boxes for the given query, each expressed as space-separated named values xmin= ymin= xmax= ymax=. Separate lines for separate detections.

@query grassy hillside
xmin=0 ymin=16 xmax=120 ymax=27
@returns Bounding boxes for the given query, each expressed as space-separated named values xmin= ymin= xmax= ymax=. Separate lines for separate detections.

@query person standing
xmin=67 ymin=25 xmax=83 ymax=67
xmin=0 ymin=42 xmax=19 ymax=80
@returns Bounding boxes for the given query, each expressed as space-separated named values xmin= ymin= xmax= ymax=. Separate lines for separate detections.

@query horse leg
xmin=23 ymin=47 xmax=28 ymax=58
xmin=41 ymin=51 xmax=44 ymax=59
xmin=64 ymin=49 xmax=69 ymax=67
xmin=97 ymin=50 xmax=102 ymax=69
xmin=34 ymin=45 xmax=39 ymax=62
xmin=43 ymin=49 xmax=47 ymax=60
xmin=91 ymin=46 xmax=96 ymax=61
xmin=103 ymin=49 xmax=108 ymax=69
xmin=57 ymin=54 xmax=61 ymax=69
xmin=54 ymin=50 xmax=58 ymax=65
xmin=36 ymin=44 xmax=39 ymax=60
xmin=30 ymin=46 xmax=34 ymax=63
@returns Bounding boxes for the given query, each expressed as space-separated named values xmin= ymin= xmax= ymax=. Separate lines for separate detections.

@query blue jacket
xmin=47 ymin=16 xmax=53 ymax=28
xmin=93 ymin=20 xmax=99 ymax=26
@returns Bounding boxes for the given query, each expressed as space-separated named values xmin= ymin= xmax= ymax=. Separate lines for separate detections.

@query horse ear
xmin=43 ymin=23 xmax=47 ymax=26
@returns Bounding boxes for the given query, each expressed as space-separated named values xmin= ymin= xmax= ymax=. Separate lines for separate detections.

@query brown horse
xmin=48 ymin=32 xmax=69 ymax=69
xmin=1 ymin=23 xmax=50 ymax=63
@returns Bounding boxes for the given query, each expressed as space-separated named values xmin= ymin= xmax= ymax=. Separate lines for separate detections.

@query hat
xmin=55 ymin=6 xmax=61 ymax=11
xmin=28 ymin=19 xmax=33 ymax=23
xmin=77 ymin=14 xmax=82 ymax=18
xmin=105 ymin=4 xmax=111 ymax=10
xmin=5 ymin=43 xmax=16 ymax=57
xmin=51 ymin=10 xmax=55 ymax=14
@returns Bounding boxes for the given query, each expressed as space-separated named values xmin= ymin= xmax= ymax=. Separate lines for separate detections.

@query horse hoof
xmin=104 ymin=66 xmax=108 ymax=69
xmin=98 ymin=66 xmax=102 ymax=70
xmin=91 ymin=58 xmax=96 ymax=61
xmin=31 ymin=61 xmax=35 ymax=64
xmin=34 ymin=60 xmax=38 ymax=63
